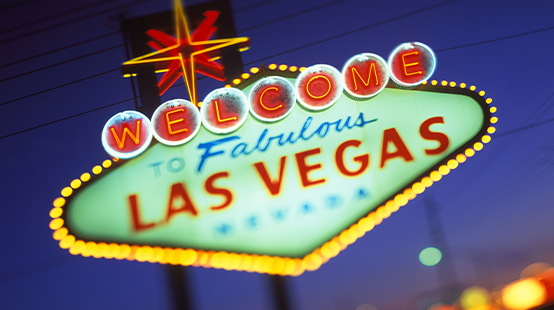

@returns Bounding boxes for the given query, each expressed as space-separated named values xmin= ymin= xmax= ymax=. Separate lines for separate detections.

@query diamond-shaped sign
xmin=49 ymin=67 xmax=495 ymax=276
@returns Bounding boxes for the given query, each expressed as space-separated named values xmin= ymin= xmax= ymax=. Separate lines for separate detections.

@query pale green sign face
xmin=65 ymin=76 xmax=489 ymax=258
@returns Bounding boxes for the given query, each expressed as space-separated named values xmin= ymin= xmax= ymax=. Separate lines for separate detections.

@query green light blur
xmin=419 ymin=247 xmax=442 ymax=266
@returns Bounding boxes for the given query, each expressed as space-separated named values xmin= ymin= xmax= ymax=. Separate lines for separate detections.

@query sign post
xmin=119 ymin=1 xmax=247 ymax=308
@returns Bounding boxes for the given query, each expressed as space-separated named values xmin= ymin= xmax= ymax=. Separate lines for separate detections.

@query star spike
xmin=174 ymin=0 xmax=191 ymax=44
xmin=122 ymin=0 xmax=250 ymax=103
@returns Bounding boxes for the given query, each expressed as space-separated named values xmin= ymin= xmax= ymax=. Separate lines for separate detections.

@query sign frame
xmin=49 ymin=64 xmax=497 ymax=276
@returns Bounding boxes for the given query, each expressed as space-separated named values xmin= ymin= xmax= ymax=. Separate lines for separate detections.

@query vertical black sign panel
xmin=120 ymin=0 xmax=245 ymax=117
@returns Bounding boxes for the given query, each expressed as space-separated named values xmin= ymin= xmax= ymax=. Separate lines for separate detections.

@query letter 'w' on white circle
xmin=295 ymin=64 xmax=343 ymax=111
xmin=388 ymin=42 xmax=436 ymax=88
xmin=200 ymin=87 xmax=249 ymax=134
xmin=341 ymin=53 xmax=389 ymax=100
xmin=151 ymin=99 xmax=202 ymax=146
xmin=248 ymin=76 xmax=296 ymax=123
xmin=101 ymin=110 xmax=153 ymax=159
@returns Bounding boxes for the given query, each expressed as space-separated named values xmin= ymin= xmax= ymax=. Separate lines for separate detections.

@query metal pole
xmin=424 ymin=194 xmax=460 ymax=300
xmin=269 ymin=275 xmax=292 ymax=310
xmin=166 ymin=264 xmax=194 ymax=310
xmin=119 ymin=13 xmax=140 ymax=112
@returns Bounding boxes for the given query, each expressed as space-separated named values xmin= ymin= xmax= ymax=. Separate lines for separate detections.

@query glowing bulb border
xmin=53 ymin=64 xmax=496 ymax=276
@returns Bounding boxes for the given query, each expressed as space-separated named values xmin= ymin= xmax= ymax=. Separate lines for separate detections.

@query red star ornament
xmin=123 ymin=0 xmax=250 ymax=104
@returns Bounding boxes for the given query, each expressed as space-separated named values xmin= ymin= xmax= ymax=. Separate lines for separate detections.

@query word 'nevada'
xmin=102 ymin=42 xmax=437 ymax=159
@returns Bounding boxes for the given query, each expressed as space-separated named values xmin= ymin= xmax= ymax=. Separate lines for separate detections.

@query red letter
xmin=110 ymin=120 xmax=141 ymax=149
xmin=335 ymin=140 xmax=369 ymax=176
xmin=254 ymin=156 xmax=287 ymax=196
xmin=166 ymin=182 xmax=198 ymax=223
xmin=295 ymin=148 xmax=325 ymax=188
xmin=419 ymin=116 xmax=449 ymax=155
xmin=205 ymin=172 xmax=233 ymax=210
xmin=351 ymin=62 xmax=379 ymax=90
xmin=380 ymin=128 xmax=414 ymax=168
xmin=128 ymin=194 xmax=155 ymax=233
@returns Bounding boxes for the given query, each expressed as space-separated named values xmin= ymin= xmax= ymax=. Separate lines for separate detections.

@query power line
xmin=436 ymin=89 xmax=554 ymax=208
xmin=0 ymin=97 xmax=134 ymax=140
xmin=0 ymin=0 xmax=116 ymax=35
xmin=495 ymin=116 xmax=554 ymax=138
xmin=3 ymin=3 xmax=550 ymax=107
xmin=0 ymin=68 xmax=119 ymax=107
xmin=435 ymin=25 xmax=554 ymax=53
xmin=234 ymin=0 xmax=280 ymax=13
xmin=0 ymin=0 xmax=354 ymax=97
xmin=0 ymin=0 xmax=39 ymax=12
xmin=243 ymin=0 xmax=464 ymax=65
xmin=1 ymin=0 xmax=348 ymax=82
xmin=0 ymin=31 xmax=119 ymax=70
xmin=0 ymin=0 xmax=155 ymax=45
xmin=3 ymin=77 xmax=554 ymax=142
xmin=238 ymin=0 xmax=350 ymax=33
xmin=0 ymin=0 xmax=280 ymax=69
xmin=0 ymin=44 xmax=123 ymax=83
xmin=4 ymin=1 xmax=554 ymax=138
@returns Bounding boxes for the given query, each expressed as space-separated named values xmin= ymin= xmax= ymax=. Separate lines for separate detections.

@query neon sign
xmin=48 ymin=0 xmax=498 ymax=277
xmin=104 ymin=43 xmax=438 ymax=158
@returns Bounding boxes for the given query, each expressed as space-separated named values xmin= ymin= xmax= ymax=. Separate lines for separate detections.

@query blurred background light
xmin=502 ymin=278 xmax=546 ymax=310
xmin=419 ymin=247 xmax=442 ymax=266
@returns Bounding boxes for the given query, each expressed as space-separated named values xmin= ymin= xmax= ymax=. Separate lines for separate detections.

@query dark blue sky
xmin=2 ymin=0 xmax=554 ymax=309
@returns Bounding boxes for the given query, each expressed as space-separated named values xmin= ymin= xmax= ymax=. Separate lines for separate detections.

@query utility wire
xmin=0 ymin=44 xmax=123 ymax=83
xmin=243 ymin=0 xmax=463 ymax=65
xmin=0 ymin=0 xmax=279 ymax=69
xmin=0 ymin=68 xmax=119 ymax=107
xmin=0 ymin=0 xmax=116 ymax=35
xmin=238 ymin=0 xmax=350 ymax=33
xmin=4 ymin=1 xmax=554 ymax=137
xmin=0 ymin=31 xmax=119 ymax=70
xmin=3 ymin=3 xmax=552 ymax=106
xmin=0 ymin=0 xmax=39 ymax=12
xmin=436 ymin=89 xmax=554 ymax=208
xmin=3 ymin=81 xmax=554 ymax=141
xmin=0 ymin=97 xmax=134 ymax=140
xmin=0 ymin=0 xmax=155 ymax=45
xmin=0 ymin=0 xmax=347 ymax=82
xmin=435 ymin=25 xmax=554 ymax=52
xmin=233 ymin=0 xmax=280 ymax=13
xmin=495 ymin=116 xmax=554 ymax=138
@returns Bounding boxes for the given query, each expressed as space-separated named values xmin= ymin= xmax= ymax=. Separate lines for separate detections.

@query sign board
xmin=49 ymin=64 xmax=496 ymax=275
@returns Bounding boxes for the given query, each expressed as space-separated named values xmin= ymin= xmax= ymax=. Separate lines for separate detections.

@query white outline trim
xmin=295 ymin=64 xmax=343 ymax=111
xmin=248 ymin=76 xmax=296 ymax=123
xmin=341 ymin=53 xmax=389 ymax=99
xmin=200 ymin=87 xmax=249 ymax=134
xmin=151 ymin=99 xmax=201 ymax=146
xmin=387 ymin=42 xmax=436 ymax=87
xmin=101 ymin=111 xmax=152 ymax=159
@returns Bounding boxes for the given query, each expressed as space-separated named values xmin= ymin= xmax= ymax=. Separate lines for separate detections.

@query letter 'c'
xmin=260 ymin=87 xmax=283 ymax=111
